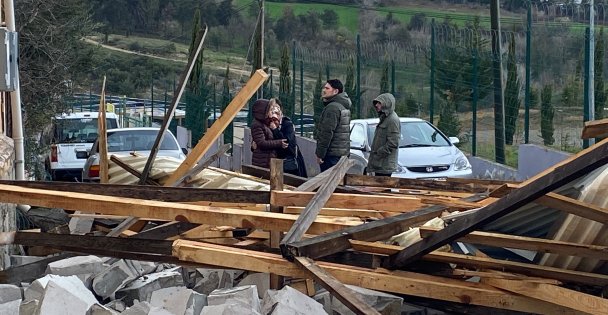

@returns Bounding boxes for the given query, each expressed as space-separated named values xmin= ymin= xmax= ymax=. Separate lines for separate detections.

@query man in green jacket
xmin=367 ymin=93 xmax=400 ymax=176
xmin=315 ymin=79 xmax=352 ymax=172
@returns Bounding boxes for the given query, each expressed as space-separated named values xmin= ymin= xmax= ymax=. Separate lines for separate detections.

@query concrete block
xmin=261 ymin=285 xmax=326 ymax=315
xmin=24 ymin=274 xmax=58 ymax=302
xmin=313 ymin=290 xmax=332 ymax=314
xmin=148 ymin=306 xmax=175 ymax=315
xmin=0 ymin=283 xmax=22 ymax=303
xmin=36 ymin=276 xmax=98 ymax=315
xmin=45 ymin=255 xmax=105 ymax=286
xmin=186 ymin=291 xmax=207 ymax=315
xmin=200 ymin=302 xmax=263 ymax=315
xmin=68 ymin=213 xmax=94 ymax=235
xmin=86 ymin=303 xmax=119 ymax=315
xmin=331 ymin=285 xmax=403 ymax=315
xmin=19 ymin=299 xmax=38 ymax=315
xmin=9 ymin=255 xmax=46 ymax=266
xmin=193 ymin=268 xmax=234 ymax=295
xmin=103 ymin=299 xmax=126 ymax=312
xmin=115 ymin=270 xmax=184 ymax=306
xmin=121 ymin=301 xmax=151 ymax=315
xmin=92 ymin=259 xmax=155 ymax=299
xmin=237 ymin=272 xmax=269 ymax=298
xmin=0 ymin=299 xmax=21 ymax=315
xmin=150 ymin=286 xmax=191 ymax=315
xmin=208 ymin=285 xmax=261 ymax=313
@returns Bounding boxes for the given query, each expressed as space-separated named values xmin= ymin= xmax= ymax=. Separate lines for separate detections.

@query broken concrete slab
xmin=237 ymin=272 xmax=269 ymax=298
xmin=36 ymin=276 xmax=98 ymax=315
xmin=103 ymin=299 xmax=126 ymax=313
xmin=86 ymin=304 xmax=119 ymax=315
xmin=46 ymin=255 xmax=105 ymax=285
xmin=208 ymin=285 xmax=261 ymax=313
xmin=19 ymin=299 xmax=38 ymax=315
xmin=0 ymin=299 xmax=20 ymax=315
xmin=115 ymin=270 xmax=184 ymax=306
xmin=68 ymin=212 xmax=94 ymax=235
xmin=312 ymin=290 xmax=332 ymax=315
xmin=120 ymin=301 xmax=151 ymax=315
xmin=331 ymin=285 xmax=403 ymax=315
xmin=92 ymin=259 xmax=156 ymax=299
xmin=24 ymin=274 xmax=59 ymax=302
xmin=193 ymin=268 xmax=235 ymax=295
xmin=0 ymin=283 xmax=22 ymax=303
xmin=261 ymin=286 xmax=327 ymax=315
xmin=200 ymin=302 xmax=263 ymax=315
xmin=149 ymin=286 xmax=205 ymax=315
xmin=9 ymin=255 xmax=47 ymax=266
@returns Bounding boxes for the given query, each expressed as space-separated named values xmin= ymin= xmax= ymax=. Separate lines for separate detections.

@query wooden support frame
xmin=581 ymin=117 xmax=608 ymax=139
xmin=294 ymin=256 xmax=380 ymax=315
xmin=284 ymin=194 xmax=488 ymax=259
xmin=171 ymin=143 xmax=231 ymax=187
xmin=344 ymin=174 xmax=509 ymax=193
xmin=280 ymin=157 xmax=354 ymax=258
xmin=384 ymin=138 xmax=608 ymax=269
xmin=165 ymin=69 xmax=269 ymax=186
xmin=535 ymin=193 xmax=608 ymax=225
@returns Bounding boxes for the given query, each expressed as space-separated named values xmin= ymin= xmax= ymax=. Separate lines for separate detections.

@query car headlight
xmin=396 ymin=164 xmax=407 ymax=173
xmin=453 ymin=155 xmax=471 ymax=171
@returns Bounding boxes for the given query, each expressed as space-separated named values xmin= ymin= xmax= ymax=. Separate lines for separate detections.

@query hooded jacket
xmin=251 ymin=99 xmax=284 ymax=168
xmin=315 ymin=92 xmax=352 ymax=158
xmin=367 ymin=93 xmax=400 ymax=174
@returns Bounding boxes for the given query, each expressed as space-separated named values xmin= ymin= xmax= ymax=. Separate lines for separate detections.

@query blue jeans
xmin=320 ymin=155 xmax=342 ymax=172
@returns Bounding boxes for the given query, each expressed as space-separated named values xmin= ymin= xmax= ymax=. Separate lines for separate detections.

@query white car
xmin=349 ymin=117 xmax=472 ymax=179
xmin=82 ymin=127 xmax=186 ymax=182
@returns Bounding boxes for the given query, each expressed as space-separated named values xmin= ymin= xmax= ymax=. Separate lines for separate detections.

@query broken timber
xmin=383 ymin=137 xmax=608 ymax=269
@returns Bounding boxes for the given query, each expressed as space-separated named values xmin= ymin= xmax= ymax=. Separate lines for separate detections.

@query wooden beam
xmin=284 ymin=194 xmax=488 ymax=260
xmin=172 ymin=240 xmax=578 ymax=314
xmin=535 ymin=193 xmax=608 ymax=225
xmin=350 ymin=240 xmax=608 ymax=286
xmin=269 ymin=158 xmax=284 ymax=290
xmin=0 ymin=253 xmax=75 ymax=284
xmin=344 ymin=174 xmax=505 ymax=193
xmin=280 ymin=157 xmax=354 ymax=258
xmin=283 ymin=207 xmax=392 ymax=219
xmin=165 ymin=69 xmax=268 ymax=186
xmin=419 ymin=226 xmax=608 ymax=260
xmin=294 ymin=164 xmax=335 ymax=192
xmin=451 ymin=270 xmax=562 ymax=285
xmin=0 ymin=180 xmax=269 ymax=204
xmin=98 ymin=76 xmax=108 ymax=183
xmin=139 ymin=27 xmax=208 ymax=184
xmin=384 ymin=138 xmax=608 ymax=269
xmin=294 ymin=256 xmax=381 ymax=315
xmin=484 ymin=278 xmax=608 ymax=315
xmin=172 ymin=143 xmax=231 ymax=187
xmin=241 ymin=164 xmax=308 ymax=187
xmin=130 ymin=221 xmax=200 ymax=240
xmin=581 ymin=117 xmax=608 ymax=139
xmin=0 ymin=184 xmax=358 ymax=234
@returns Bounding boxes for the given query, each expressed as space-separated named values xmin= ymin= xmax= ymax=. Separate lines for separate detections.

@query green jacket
xmin=367 ymin=93 xmax=400 ymax=174
xmin=315 ymin=92 xmax=352 ymax=158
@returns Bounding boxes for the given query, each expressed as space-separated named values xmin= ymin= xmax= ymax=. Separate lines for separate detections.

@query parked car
xmin=349 ymin=117 xmax=472 ymax=179
xmin=82 ymin=127 xmax=186 ymax=182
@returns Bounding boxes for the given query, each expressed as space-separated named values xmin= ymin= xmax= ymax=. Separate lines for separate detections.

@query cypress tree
xmin=380 ymin=57 xmax=389 ymax=94
xmin=345 ymin=57 xmax=358 ymax=118
xmin=313 ymin=69 xmax=324 ymax=137
xmin=222 ymin=66 xmax=233 ymax=151
xmin=279 ymin=43 xmax=292 ymax=118
xmin=504 ymin=34 xmax=521 ymax=145
xmin=541 ymin=85 xmax=554 ymax=146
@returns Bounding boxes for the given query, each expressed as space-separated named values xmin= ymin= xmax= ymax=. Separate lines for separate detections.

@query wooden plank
xmin=581 ymin=117 xmax=608 ymax=139
xmin=272 ymin=190 xmax=426 ymax=212
xmin=451 ymin=270 xmax=562 ymax=285
xmin=0 ymin=180 xmax=269 ymax=204
xmin=172 ymin=240 xmax=578 ymax=314
xmin=130 ymin=221 xmax=200 ymax=240
xmin=344 ymin=174 xmax=504 ymax=193
xmin=294 ymin=256 xmax=381 ymax=315
xmin=280 ymin=157 xmax=354 ymax=258
xmin=139 ymin=26 xmax=208 ymax=184
xmin=0 ymin=184 xmax=358 ymax=234
xmin=241 ymin=164 xmax=308 ymax=187
xmin=284 ymin=207 xmax=391 ymax=219
xmin=384 ymin=138 xmax=608 ymax=269
xmin=165 ymin=69 xmax=269 ymax=186
xmin=294 ymin=164 xmax=335 ymax=192
xmin=419 ymin=226 xmax=608 ymax=260
xmin=535 ymin=193 xmax=608 ymax=225
xmin=172 ymin=143 xmax=231 ymax=187
xmin=484 ymin=278 xmax=608 ymax=315
xmin=98 ymin=76 xmax=109 ymax=183
xmin=269 ymin=158 xmax=284 ymax=290
xmin=285 ymin=194 xmax=488 ymax=259
xmin=349 ymin=240 xmax=608 ymax=286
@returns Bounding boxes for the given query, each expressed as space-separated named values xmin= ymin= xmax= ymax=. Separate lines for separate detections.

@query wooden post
xmin=269 ymin=158 xmax=284 ymax=289
xmin=98 ymin=76 xmax=109 ymax=183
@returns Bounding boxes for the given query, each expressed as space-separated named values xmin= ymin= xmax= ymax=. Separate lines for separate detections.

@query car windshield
xmin=106 ymin=130 xmax=178 ymax=152
xmin=367 ymin=121 xmax=451 ymax=148
xmin=53 ymin=117 xmax=118 ymax=144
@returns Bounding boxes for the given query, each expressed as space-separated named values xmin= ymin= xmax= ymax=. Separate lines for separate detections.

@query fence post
xmin=472 ymin=49 xmax=478 ymax=157
xmin=269 ymin=68 xmax=274 ymax=98
xmin=325 ymin=64 xmax=330 ymax=80
xmin=584 ymin=27 xmax=591 ymax=149
xmin=300 ymin=60 xmax=304 ymax=136
xmin=151 ymin=83 xmax=154 ymax=127
xmin=292 ymin=40 xmax=296 ymax=119
xmin=524 ymin=2 xmax=532 ymax=144
xmin=430 ymin=19 xmax=436 ymax=124
xmin=356 ymin=33 xmax=361 ymax=118
xmin=391 ymin=60 xmax=396 ymax=95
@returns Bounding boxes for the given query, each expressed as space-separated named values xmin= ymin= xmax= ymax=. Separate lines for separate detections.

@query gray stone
xmin=86 ymin=304 xmax=119 ymax=315
xmin=92 ymin=259 xmax=156 ymax=299
xmin=237 ymin=272 xmax=269 ymax=298
xmin=208 ymin=285 xmax=260 ymax=313
xmin=115 ymin=270 xmax=184 ymax=306
xmin=313 ymin=290 xmax=332 ymax=314
xmin=121 ymin=301 xmax=151 ymax=315
xmin=9 ymin=255 xmax=46 ymax=266
xmin=331 ymin=285 xmax=403 ymax=315
xmin=103 ymin=299 xmax=126 ymax=312
xmin=261 ymin=286 xmax=327 ymax=315
xmin=0 ymin=284 xmax=21 ymax=303
xmin=24 ymin=274 xmax=58 ymax=302
xmin=68 ymin=212 xmax=94 ymax=235
xmin=150 ymin=286 xmax=192 ymax=315
xmin=0 ymin=299 xmax=21 ymax=315
xmin=186 ymin=291 xmax=207 ymax=315
xmin=45 ymin=255 xmax=105 ymax=286
xmin=148 ymin=306 xmax=174 ymax=315
xmin=36 ymin=276 xmax=98 ymax=315
xmin=19 ymin=299 xmax=38 ymax=315
xmin=200 ymin=302 xmax=262 ymax=315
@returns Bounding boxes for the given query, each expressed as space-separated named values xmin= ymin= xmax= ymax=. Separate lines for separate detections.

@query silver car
xmin=82 ymin=127 xmax=186 ymax=182
xmin=349 ymin=117 xmax=472 ymax=179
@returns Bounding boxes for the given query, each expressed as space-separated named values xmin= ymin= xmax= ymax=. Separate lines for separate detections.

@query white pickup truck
xmin=45 ymin=111 xmax=119 ymax=181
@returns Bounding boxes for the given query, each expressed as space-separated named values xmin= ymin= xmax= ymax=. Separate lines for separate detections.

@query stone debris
xmin=92 ymin=259 xmax=156 ymax=299
xmin=330 ymin=285 xmax=403 ymax=315
xmin=207 ymin=285 xmax=261 ymax=312
xmin=46 ymin=255 xmax=105 ymax=285
xmin=261 ymin=285 xmax=327 ymax=315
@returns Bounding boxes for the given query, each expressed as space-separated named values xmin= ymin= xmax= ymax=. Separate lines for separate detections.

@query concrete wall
xmin=0 ymin=135 xmax=15 ymax=269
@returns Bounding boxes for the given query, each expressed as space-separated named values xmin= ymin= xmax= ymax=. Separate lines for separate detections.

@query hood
xmin=397 ymin=145 xmax=460 ymax=167
xmin=324 ymin=92 xmax=352 ymax=110
xmin=252 ymin=99 xmax=270 ymax=121
xmin=373 ymin=93 xmax=395 ymax=117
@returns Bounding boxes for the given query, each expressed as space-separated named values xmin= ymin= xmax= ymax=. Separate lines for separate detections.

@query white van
xmin=45 ymin=112 xmax=119 ymax=181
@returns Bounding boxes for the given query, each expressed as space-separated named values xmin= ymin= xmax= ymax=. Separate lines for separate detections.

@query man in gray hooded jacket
xmin=367 ymin=93 xmax=400 ymax=176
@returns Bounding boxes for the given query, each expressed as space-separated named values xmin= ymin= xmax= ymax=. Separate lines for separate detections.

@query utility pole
xmin=587 ymin=0 xmax=595 ymax=148
xmin=490 ymin=0 xmax=505 ymax=164
xmin=258 ymin=0 xmax=265 ymax=99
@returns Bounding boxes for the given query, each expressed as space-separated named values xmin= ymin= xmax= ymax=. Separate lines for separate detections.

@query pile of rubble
xmin=2 ymin=255 xmax=408 ymax=315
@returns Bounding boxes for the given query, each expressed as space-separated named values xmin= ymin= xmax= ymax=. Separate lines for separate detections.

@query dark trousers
xmin=375 ymin=172 xmax=392 ymax=177
xmin=320 ymin=155 xmax=341 ymax=172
